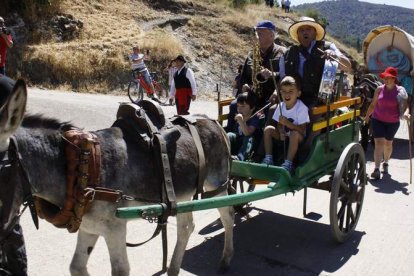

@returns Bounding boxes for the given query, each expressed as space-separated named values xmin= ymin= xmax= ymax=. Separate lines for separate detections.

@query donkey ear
xmin=0 ymin=79 xmax=27 ymax=136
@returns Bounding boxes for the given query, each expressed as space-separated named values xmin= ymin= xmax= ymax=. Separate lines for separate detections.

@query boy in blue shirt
xmin=227 ymin=92 xmax=261 ymax=161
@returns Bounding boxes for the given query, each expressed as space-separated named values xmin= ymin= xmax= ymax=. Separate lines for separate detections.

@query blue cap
xmin=255 ymin=20 xmax=276 ymax=31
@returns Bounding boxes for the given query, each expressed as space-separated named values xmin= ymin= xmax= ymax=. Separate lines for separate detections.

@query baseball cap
xmin=255 ymin=20 xmax=276 ymax=32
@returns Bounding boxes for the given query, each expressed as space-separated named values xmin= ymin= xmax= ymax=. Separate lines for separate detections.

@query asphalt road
xmin=20 ymin=87 xmax=414 ymax=276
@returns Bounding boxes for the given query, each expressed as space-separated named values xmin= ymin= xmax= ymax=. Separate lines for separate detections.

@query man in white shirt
xmin=169 ymin=55 xmax=197 ymax=115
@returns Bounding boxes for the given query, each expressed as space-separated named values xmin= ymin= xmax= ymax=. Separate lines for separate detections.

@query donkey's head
xmin=0 ymin=76 xmax=27 ymax=239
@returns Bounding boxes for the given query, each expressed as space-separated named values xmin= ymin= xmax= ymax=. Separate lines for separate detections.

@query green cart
xmin=117 ymin=96 xmax=366 ymax=243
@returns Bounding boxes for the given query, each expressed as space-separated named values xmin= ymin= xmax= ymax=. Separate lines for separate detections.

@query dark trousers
xmin=0 ymin=223 xmax=27 ymax=276
xmin=0 ymin=66 xmax=5 ymax=76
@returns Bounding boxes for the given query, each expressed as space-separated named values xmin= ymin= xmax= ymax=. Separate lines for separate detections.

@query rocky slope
xmin=5 ymin=0 xmax=359 ymax=99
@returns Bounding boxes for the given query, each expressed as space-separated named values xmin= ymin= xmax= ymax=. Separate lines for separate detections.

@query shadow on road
xmin=389 ymin=138 xmax=413 ymax=160
xmin=181 ymin=209 xmax=365 ymax=275
xmin=368 ymin=174 xmax=410 ymax=195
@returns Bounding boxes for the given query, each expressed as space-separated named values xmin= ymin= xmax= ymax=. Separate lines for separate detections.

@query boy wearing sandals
xmin=262 ymin=76 xmax=309 ymax=172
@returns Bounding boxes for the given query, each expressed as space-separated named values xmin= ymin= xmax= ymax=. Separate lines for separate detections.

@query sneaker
xmin=382 ymin=163 xmax=389 ymax=174
xmin=371 ymin=168 xmax=380 ymax=180
xmin=281 ymin=160 xmax=294 ymax=173
xmin=231 ymin=155 xmax=240 ymax=161
xmin=261 ymin=157 xmax=273 ymax=165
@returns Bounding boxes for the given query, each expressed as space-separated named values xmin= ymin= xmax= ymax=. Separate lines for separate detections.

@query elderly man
xmin=0 ymin=16 xmax=13 ymax=76
xmin=280 ymin=16 xmax=351 ymax=108
xmin=227 ymin=20 xmax=286 ymax=132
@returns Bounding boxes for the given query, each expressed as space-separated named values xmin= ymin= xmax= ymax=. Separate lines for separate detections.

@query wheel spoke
xmin=356 ymin=187 xmax=364 ymax=204
xmin=356 ymin=166 xmax=363 ymax=180
xmin=339 ymin=179 xmax=350 ymax=195
xmin=345 ymin=203 xmax=355 ymax=231
xmin=337 ymin=200 xmax=347 ymax=229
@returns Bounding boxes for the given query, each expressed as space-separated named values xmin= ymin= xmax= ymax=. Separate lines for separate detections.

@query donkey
xmin=0 ymin=78 xmax=234 ymax=275
xmin=352 ymin=73 xmax=382 ymax=151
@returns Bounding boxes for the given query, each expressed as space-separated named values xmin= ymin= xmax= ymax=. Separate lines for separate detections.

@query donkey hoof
xmin=167 ymin=267 xmax=179 ymax=276
xmin=217 ymin=259 xmax=231 ymax=274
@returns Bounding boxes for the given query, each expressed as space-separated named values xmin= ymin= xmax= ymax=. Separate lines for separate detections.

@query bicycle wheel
xmin=128 ymin=81 xmax=144 ymax=103
xmin=153 ymin=81 xmax=169 ymax=104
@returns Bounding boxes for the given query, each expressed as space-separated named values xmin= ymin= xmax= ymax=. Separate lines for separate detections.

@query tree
xmin=304 ymin=9 xmax=330 ymax=28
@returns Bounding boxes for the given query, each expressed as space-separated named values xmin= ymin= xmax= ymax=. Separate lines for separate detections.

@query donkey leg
xmin=168 ymin=212 xmax=195 ymax=276
xmin=103 ymin=223 xmax=130 ymax=276
xmin=70 ymin=229 xmax=99 ymax=276
xmin=217 ymin=205 xmax=235 ymax=272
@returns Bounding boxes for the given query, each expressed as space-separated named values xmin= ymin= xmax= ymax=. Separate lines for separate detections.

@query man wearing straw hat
xmin=279 ymin=16 xmax=351 ymax=108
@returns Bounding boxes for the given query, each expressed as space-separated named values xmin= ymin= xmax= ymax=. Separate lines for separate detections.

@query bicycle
xmin=128 ymin=70 xmax=169 ymax=105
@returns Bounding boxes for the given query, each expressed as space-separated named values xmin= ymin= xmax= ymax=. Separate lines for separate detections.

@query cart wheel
xmin=329 ymin=142 xmax=366 ymax=243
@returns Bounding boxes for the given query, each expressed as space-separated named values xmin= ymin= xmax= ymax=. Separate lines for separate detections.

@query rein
xmin=0 ymin=136 xmax=39 ymax=244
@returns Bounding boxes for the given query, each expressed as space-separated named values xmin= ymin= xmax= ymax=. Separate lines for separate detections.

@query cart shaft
xmin=116 ymin=182 xmax=293 ymax=219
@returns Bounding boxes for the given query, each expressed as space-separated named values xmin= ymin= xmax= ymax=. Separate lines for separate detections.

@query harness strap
xmin=154 ymin=133 xmax=176 ymax=272
xmin=126 ymin=203 xmax=169 ymax=248
xmin=9 ymin=137 xmax=39 ymax=230
xmin=201 ymin=179 xmax=230 ymax=199
xmin=186 ymin=123 xmax=206 ymax=196
xmin=154 ymin=133 xmax=177 ymax=215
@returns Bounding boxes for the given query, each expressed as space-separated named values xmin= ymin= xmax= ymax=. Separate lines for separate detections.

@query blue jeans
xmin=0 ymin=66 xmax=5 ymax=76
xmin=227 ymin=132 xmax=254 ymax=161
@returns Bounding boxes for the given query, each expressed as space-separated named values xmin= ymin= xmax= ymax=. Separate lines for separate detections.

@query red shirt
xmin=0 ymin=34 xmax=13 ymax=67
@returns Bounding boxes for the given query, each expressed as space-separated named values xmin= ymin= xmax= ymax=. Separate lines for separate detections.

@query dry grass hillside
xmin=6 ymin=0 xmax=361 ymax=99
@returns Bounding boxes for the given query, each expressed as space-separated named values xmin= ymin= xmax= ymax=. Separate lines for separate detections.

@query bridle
xmin=0 ymin=136 xmax=38 ymax=244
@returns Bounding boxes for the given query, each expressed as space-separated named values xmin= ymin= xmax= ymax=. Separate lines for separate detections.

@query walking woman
xmin=364 ymin=67 xmax=410 ymax=179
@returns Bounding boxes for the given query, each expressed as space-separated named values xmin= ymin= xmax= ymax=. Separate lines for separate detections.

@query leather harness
xmin=34 ymin=101 xmax=227 ymax=235
xmin=34 ymin=129 xmax=103 ymax=232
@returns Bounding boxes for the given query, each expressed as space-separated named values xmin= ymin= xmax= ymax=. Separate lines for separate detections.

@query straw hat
xmin=288 ymin=16 xmax=326 ymax=43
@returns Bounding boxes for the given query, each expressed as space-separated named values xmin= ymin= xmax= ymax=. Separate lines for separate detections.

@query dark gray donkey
xmin=0 ymin=79 xmax=234 ymax=275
